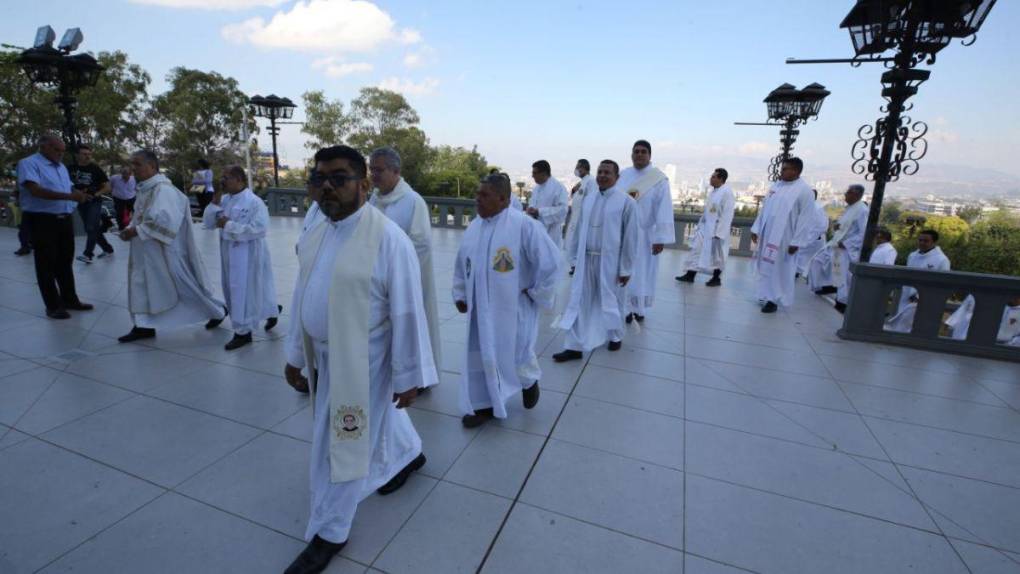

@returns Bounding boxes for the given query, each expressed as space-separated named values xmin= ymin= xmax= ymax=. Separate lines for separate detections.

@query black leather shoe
xmin=462 ymin=408 xmax=494 ymax=428
xmin=705 ymin=277 xmax=722 ymax=287
xmin=625 ymin=312 xmax=634 ymax=324
xmin=417 ymin=386 xmax=432 ymax=394
xmin=634 ymin=314 xmax=645 ymax=323
xmin=607 ymin=340 xmax=622 ymax=351
xmin=265 ymin=305 xmax=283 ymax=331
xmin=65 ymin=302 xmax=94 ymax=311
xmin=224 ymin=332 xmax=252 ymax=351
xmin=676 ymin=271 xmax=696 ymax=283
xmin=552 ymin=349 xmax=583 ymax=363
xmin=761 ymin=301 xmax=778 ymax=314
xmin=118 ymin=327 xmax=155 ymax=342
xmin=206 ymin=306 xmax=229 ymax=329
xmin=522 ymin=382 xmax=540 ymax=409
xmin=834 ymin=301 xmax=847 ymax=314
xmin=14 ymin=247 xmax=31 ymax=256
xmin=284 ymin=535 xmax=347 ymax=574
xmin=46 ymin=308 xmax=71 ymax=320
xmin=377 ymin=453 xmax=426 ymax=495
xmin=814 ymin=286 xmax=838 ymax=295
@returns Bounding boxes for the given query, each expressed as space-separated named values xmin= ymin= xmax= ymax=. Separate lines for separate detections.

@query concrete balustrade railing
xmin=839 ymin=262 xmax=1020 ymax=362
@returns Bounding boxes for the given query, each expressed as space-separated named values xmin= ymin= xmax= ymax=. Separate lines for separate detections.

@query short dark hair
xmin=76 ymin=143 xmax=92 ymax=152
xmin=196 ymin=158 xmax=210 ymax=170
xmin=313 ymin=145 xmax=367 ymax=178
xmin=225 ymin=165 xmax=246 ymax=182
xmin=713 ymin=168 xmax=728 ymax=182
xmin=599 ymin=159 xmax=620 ymax=175
xmin=576 ymin=159 xmax=590 ymax=171
xmin=919 ymin=228 xmax=940 ymax=242
xmin=632 ymin=140 xmax=651 ymax=154
xmin=782 ymin=157 xmax=804 ymax=173
xmin=132 ymin=149 xmax=160 ymax=170
xmin=532 ymin=160 xmax=551 ymax=175
xmin=480 ymin=173 xmax=512 ymax=199
xmin=875 ymin=227 xmax=893 ymax=242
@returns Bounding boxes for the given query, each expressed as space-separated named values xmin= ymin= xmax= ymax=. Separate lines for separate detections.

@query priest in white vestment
xmin=566 ymin=159 xmax=598 ymax=249
xmin=525 ymin=160 xmax=569 ymax=249
xmin=808 ymin=184 xmax=869 ymax=312
xmin=945 ymin=295 xmax=1020 ymax=345
xmin=117 ymin=150 xmax=225 ymax=343
xmin=750 ymin=157 xmax=817 ymax=313
xmin=452 ymin=174 xmax=561 ymax=428
xmin=885 ymin=230 xmax=952 ymax=333
xmin=368 ymin=147 xmax=441 ymax=386
xmin=619 ymin=140 xmax=675 ymax=322
xmin=202 ymin=166 xmax=280 ymax=350
xmin=553 ymin=160 xmax=639 ymax=361
xmin=869 ymin=229 xmax=899 ymax=266
xmin=797 ymin=191 xmax=831 ymax=278
xmin=677 ymin=168 xmax=735 ymax=287
xmin=283 ymin=146 xmax=435 ymax=574
xmin=298 ymin=200 xmax=324 ymax=252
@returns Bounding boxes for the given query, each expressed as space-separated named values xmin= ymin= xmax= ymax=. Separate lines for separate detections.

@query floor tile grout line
xmin=681 ymin=297 xmax=688 ymax=572
xmin=682 ymin=551 xmax=763 ymax=574
xmin=363 ymin=474 xmax=443 ymax=569
xmin=473 ymin=350 xmax=595 ymax=574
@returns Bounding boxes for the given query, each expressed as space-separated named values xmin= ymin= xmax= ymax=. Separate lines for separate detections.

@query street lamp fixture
xmin=15 ymin=25 xmax=104 ymax=149
xmin=737 ymin=82 xmax=830 ymax=180
xmin=249 ymin=94 xmax=297 ymax=187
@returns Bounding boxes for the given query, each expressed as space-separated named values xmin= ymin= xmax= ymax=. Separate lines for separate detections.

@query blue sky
xmin=3 ymin=0 xmax=1019 ymax=181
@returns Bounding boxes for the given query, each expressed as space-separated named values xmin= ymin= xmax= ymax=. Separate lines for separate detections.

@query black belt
xmin=25 ymin=212 xmax=72 ymax=220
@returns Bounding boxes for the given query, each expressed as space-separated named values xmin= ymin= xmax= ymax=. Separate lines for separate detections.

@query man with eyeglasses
xmin=283 ymin=145 xmax=435 ymax=574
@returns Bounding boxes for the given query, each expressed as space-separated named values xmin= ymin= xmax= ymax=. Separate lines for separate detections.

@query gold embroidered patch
xmin=333 ymin=405 xmax=365 ymax=440
xmin=628 ymin=188 xmax=640 ymax=199
xmin=492 ymin=247 xmax=514 ymax=273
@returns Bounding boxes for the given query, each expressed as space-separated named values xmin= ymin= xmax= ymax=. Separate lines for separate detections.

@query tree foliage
xmin=76 ymin=51 xmax=151 ymax=170
xmin=301 ymin=90 xmax=350 ymax=151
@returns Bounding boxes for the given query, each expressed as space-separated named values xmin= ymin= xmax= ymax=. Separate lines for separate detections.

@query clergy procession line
xmin=14 ymin=135 xmax=1020 ymax=574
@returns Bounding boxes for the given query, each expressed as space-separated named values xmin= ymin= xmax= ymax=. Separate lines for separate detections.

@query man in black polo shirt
xmin=68 ymin=144 xmax=114 ymax=263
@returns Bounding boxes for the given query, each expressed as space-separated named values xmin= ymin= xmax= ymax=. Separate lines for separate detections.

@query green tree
xmin=300 ymin=90 xmax=351 ymax=151
xmin=880 ymin=199 xmax=903 ymax=225
xmin=955 ymin=204 xmax=983 ymax=225
xmin=76 ymin=51 xmax=151 ymax=170
xmin=345 ymin=88 xmax=432 ymax=190
xmin=0 ymin=50 xmax=61 ymax=169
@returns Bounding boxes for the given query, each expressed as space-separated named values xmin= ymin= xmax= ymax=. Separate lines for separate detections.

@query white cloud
xmin=403 ymin=45 xmax=436 ymax=69
xmin=403 ymin=52 xmax=423 ymax=68
xmin=929 ymin=130 xmax=960 ymax=144
xmin=312 ymin=57 xmax=373 ymax=78
xmin=738 ymin=141 xmax=773 ymax=156
xmin=131 ymin=0 xmax=286 ymax=9
xmin=222 ymin=0 xmax=421 ymax=53
xmin=378 ymin=77 xmax=439 ymax=96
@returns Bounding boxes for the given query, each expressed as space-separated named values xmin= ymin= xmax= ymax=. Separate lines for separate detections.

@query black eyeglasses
xmin=307 ymin=171 xmax=363 ymax=188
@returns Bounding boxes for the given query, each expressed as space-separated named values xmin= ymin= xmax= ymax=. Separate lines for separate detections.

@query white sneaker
xmin=76 ymin=255 xmax=93 ymax=264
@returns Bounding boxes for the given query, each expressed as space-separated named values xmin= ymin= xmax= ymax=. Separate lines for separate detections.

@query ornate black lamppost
xmin=16 ymin=26 xmax=103 ymax=149
xmin=791 ymin=0 xmax=995 ymax=260
xmin=735 ymin=82 xmax=830 ymax=180
xmin=249 ymin=94 xmax=296 ymax=187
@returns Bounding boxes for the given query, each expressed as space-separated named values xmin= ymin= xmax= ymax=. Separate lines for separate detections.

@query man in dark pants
xmin=14 ymin=193 xmax=32 ymax=256
xmin=16 ymin=134 xmax=93 ymax=319
xmin=68 ymin=144 xmax=114 ymax=263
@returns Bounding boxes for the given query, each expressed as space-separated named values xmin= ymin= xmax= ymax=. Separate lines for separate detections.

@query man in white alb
xmin=565 ymin=159 xmax=598 ymax=247
xmin=676 ymin=168 xmax=735 ymax=287
xmin=282 ymin=146 xmax=435 ymax=574
xmin=796 ymin=190 xmax=830 ymax=278
xmin=808 ymin=184 xmax=869 ymax=313
xmin=453 ymin=174 xmax=561 ymax=428
xmin=553 ymin=160 xmax=639 ymax=361
xmin=885 ymin=229 xmax=951 ymax=333
xmin=525 ymin=159 xmax=569 ymax=249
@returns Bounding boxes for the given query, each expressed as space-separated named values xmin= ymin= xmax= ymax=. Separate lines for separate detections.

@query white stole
xmin=624 ymin=167 xmax=666 ymax=200
xmin=297 ymin=205 xmax=387 ymax=483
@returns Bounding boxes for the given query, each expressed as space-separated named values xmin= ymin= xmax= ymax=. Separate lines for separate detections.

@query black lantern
xmin=880 ymin=68 xmax=930 ymax=99
xmin=795 ymin=82 xmax=831 ymax=120
xmin=65 ymin=53 xmax=103 ymax=88
xmin=764 ymin=83 xmax=799 ymax=121
xmin=250 ymin=93 xmax=298 ymax=187
xmin=839 ymin=0 xmax=905 ymax=56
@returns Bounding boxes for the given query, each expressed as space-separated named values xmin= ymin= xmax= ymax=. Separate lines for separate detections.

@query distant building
xmin=913 ymin=195 xmax=961 ymax=216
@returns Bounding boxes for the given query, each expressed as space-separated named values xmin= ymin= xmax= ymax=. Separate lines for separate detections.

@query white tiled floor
xmin=2 ymin=218 xmax=1020 ymax=574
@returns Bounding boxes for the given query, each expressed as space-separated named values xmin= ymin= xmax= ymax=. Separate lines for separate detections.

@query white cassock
xmin=808 ymin=200 xmax=869 ymax=303
xmin=558 ymin=185 xmax=639 ymax=351
xmin=511 ymin=195 xmax=524 ymax=211
xmin=684 ymin=184 xmax=735 ymax=273
xmin=618 ymin=165 xmax=674 ymax=316
xmin=565 ymin=174 xmax=598 ymax=249
xmin=452 ymin=208 xmax=560 ymax=418
xmin=296 ymin=202 xmax=325 ymax=253
xmin=528 ymin=178 xmax=569 ymax=248
xmin=884 ymin=246 xmax=951 ymax=333
xmin=369 ymin=178 xmax=442 ymax=380
xmin=869 ymin=242 xmax=898 ymax=266
xmin=202 ymin=188 xmax=278 ymax=335
xmin=945 ymin=296 xmax=1020 ymax=346
xmin=127 ymin=173 xmax=225 ymax=329
xmin=286 ymin=204 xmax=436 ymax=544
xmin=796 ymin=203 xmax=830 ymax=276
xmin=750 ymin=178 xmax=817 ymax=307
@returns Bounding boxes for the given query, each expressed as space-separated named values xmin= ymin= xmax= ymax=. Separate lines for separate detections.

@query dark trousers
xmin=196 ymin=192 xmax=213 ymax=213
xmin=79 ymin=199 xmax=114 ymax=256
xmin=18 ymin=215 xmax=32 ymax=250
xmin=25 ymin=212 xmax=81 ymax=311
xmin=113 ymin=197 xmax=135 ymax=231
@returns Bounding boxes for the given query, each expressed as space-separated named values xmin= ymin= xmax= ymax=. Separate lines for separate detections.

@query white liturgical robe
xmin=202 ymin=188 xmax=278 ymax=335
xmin=566 ymin=174 xmax=598 ymax=249
xmin=869 ymin=242 xmax=898 ymax=266
xmin=885 ymin=246 xmax=951 ymax=333
xmin=286 ymin=204 xmax=436 ymax=544
xmin=684 ymin=184 xmax=735 ymax=273
xmin=808 ymin=200 xmax=869 ymax=303
xmin=750 ymin=178 xmax=817 ymax=307
xmin=452 ymin=207 xmax=560 ymax=418
xmin=944 ymin=296 xmax=1020 ymax=345
xmin=369 ymin=178 xmax=442 ymax=380
xmin=127 ymin=173 xmax=224 ymax=329
xmin=618 ymin=165 xmax=674 ymax=316
xmin=528 ymin=178 xmax=569 ymax=248
xmin=558 ymin=185 xmax=639 ymax=351
xmin=797 ymin=202 xmax=830 ymax=277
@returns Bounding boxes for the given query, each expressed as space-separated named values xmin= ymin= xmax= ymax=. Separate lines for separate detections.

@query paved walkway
xmin=1 ymin=217 xmax=1019 ymax=574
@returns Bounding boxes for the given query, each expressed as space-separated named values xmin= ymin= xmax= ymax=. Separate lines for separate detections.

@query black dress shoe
xmin=14 ymin=247 xmax=31 ymax=256
xmin=634 ymin=314 xmax=645 ymax=323
xmin=522 ymin=382 xmax=540 ymax=409
xmin=705 ymin=277 xmax=722 ymax=287
xmin=676 ymin=270 xmax=696 ymax=283
xmin=206 ymin=306 xmax=229 ymax=329
xmin=46 ymin=308 xmax=71 ymax=320
xmin=834 ymin=301 xmax=847 ymax=314
xmin=625 ymin=312 xmax=634 ymax=324
xmin=462 ymin=408 xmax=494 ymax=428
xmin=814 ymin=286 xmax=838 ymax=295
xmin=761 ymin=301 xmax=778 ymax=314
xmin=417 ymin=386 xmax=432 ymax=394
xmin=118 ymin=327 xmax=155 ymax=342
xmin=265 ymin=304 xmax=283 ymax=331
xmin=65 ymin=302 xmax=94 ymax=311
xmin=224 ymin=332 xmax=252 ymax=351
xmin=607 ymin=340 xmax=622 ymax=351
xmin=377 ymin=453 xmax=426 ymax=495
xmin=284 ymin=535 xmax=347 ymax=574
xmin=552 ymin=349 xmax=583 ymax=363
